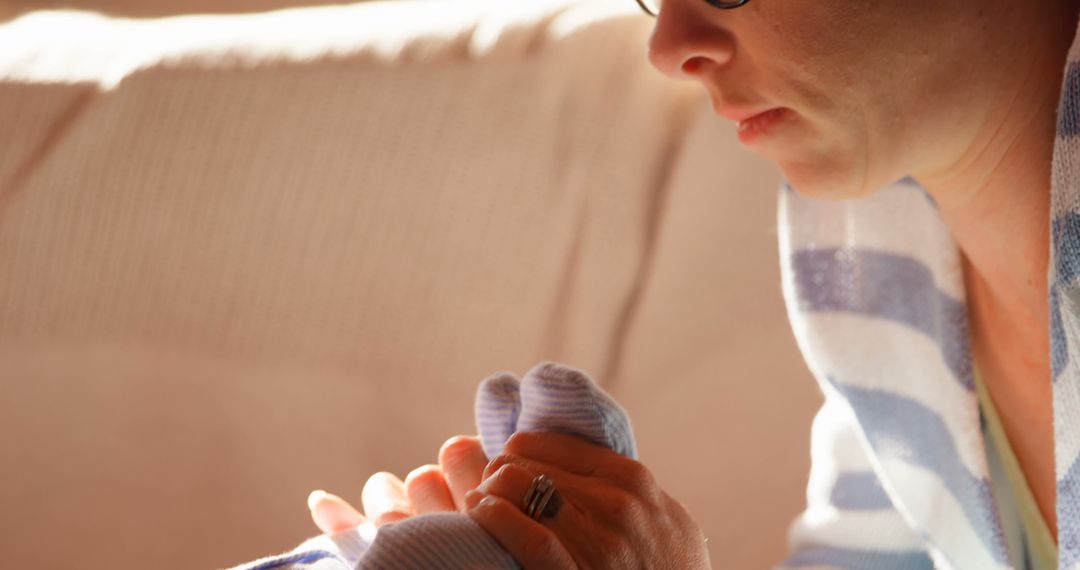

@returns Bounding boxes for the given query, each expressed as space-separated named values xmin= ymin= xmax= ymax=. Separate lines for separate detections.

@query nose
xmin=646 ymin=2 xmax=736 ymax=80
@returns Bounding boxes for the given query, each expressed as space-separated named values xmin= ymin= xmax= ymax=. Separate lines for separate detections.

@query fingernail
xmin=478 ymin=495 xmax=499 ymax=509
xmin=307 ymin=489 xmax=327 ymax=511
xmin=465 ymin=490 xmax=483 ymax=510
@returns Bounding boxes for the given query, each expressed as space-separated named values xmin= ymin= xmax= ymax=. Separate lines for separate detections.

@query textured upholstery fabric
xmin=3 ymin=0 xmax=371 ymax=19
xmin=0 ymin=1 xmax=820 ymax=568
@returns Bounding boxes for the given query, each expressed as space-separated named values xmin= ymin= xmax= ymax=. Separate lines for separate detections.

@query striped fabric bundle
xmin=230 ymin=362 xmax=636 ymax=570
xmin=775 ymin=21 xmax=1080 ymax=570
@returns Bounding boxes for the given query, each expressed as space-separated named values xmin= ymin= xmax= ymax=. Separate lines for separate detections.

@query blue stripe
xmin=1051 ymin=286 xmax=1068 ymax=381
xmin=529 ymin=381 xmax=589 ymax=392
xmin=1057 ymin=453 xmax=1080 ymax=567
xmin=834 ymin=381 xmax=1007 ymax=563
xmin=1023 ymin=532 xmax=1033 ymax=570
xmin=241 ymin=550 xmax=343 ymax=569
xmin=792 ymin=248 xmax=973 ymax=390
xmin=476 ymin=416 xmax=517 ymax=424
xmin=523 ymin=401 xmax=600 ymax=411
xmin=783 ymin=176 xmax=926 ymax=198
xmin=523 ymin=415 xmax=605 ymax=424
xmin=1057 ymin=61 xmax=1080 ymax=137
xmin=784 ymin=544 xmax=935 ymax=569
xmin=1052 ymin=211 xmax=1080 ymax=285
xmin=894 ymin=176 xmax=939 ymax=208
xmin=830 ymin=471 xmax=894 ymax=511
xmin=1051 ymin=212 xmax=1080 ymax=382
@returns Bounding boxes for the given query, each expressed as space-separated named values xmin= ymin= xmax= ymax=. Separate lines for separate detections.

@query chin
xmin=776 ymin=155 xmax=882 ymax=201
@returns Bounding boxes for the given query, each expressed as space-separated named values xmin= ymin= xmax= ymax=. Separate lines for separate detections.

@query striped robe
xmin=776 ymin=19 xmax=1080 ymax=570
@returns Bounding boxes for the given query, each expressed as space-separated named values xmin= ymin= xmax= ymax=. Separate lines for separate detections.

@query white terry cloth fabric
xmin=228 ymin=362 xmax=637 ymax=569
xmin=776 ymin=13 xmax=1080 ymax=570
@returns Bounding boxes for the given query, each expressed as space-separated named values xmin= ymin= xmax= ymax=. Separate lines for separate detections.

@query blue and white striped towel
xmin=776 ymin=16 xmax=1080 ymax=570
xmin=229 ymin=362 xmax=636 ymax=570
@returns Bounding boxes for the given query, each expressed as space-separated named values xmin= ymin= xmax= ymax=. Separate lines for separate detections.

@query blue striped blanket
xmin=775 ymin=20 xmax=1080 ymax=570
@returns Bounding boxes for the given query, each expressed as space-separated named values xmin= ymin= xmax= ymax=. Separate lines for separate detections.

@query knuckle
xmin=495 ymin=460 xmax=531 ymax=481
xmin=477 ymin=462 xmax=528 ymax=496
xmin=492 ymin=462 xmax=517 ymax=480
xmin=607 ymin=491 xmax=647 ymax=524
xmin=405 ymin=464 xmax=440 ymax=483
xmin=439 ymin=435 xmax=479 ymax=459
xmin=484 ymin=453 xmax=517 ymax=479
xmin=669 ymin=494 xmax=705 ymax=536
xmin=404 ymin=467 xmax=443 ymax=500
xmin=662 ymin=492 xmax=691 ymax=518
xmin=618 ymin=460 xmax=657 ymax=495
xmin=519 ymin=530 xmax=560 ymax=562
xmin=504 ymin=431 xmax=539 ymax=453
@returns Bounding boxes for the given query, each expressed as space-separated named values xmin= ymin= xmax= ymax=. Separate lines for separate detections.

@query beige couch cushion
xmin=3 ymin=0 xmax=370 ymax=19
xmin=0 ymin=1 xmax=820 ymax=568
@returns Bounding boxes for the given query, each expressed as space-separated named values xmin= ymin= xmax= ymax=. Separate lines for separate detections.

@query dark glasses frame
xmin=634 ymin=0 xmax=751 ymax=17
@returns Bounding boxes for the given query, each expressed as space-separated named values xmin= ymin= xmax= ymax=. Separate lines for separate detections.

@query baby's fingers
xmin=404 ymin=464 xmax=456 ymax=514
xmin=362 ymin=472 xmax=414 ymax=527
xmin=308 ymin=490 xmax=366 ymax=534
xmin=439 ymin=436 xmax=488 ymax=510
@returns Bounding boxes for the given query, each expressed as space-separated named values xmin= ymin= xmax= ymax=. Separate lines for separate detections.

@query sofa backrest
xmin=4 ymin=0 xmax=370 ymax=19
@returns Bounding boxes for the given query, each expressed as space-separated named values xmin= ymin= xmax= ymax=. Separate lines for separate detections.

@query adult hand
xmin=465 ymin=432 xmax=711 ymax=569
xmin=308 ymin=435 xmax=489 ymax=534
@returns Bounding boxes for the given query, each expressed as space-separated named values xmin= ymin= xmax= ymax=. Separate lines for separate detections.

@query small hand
xmin=308 ymin=435 xmax=489 ymax=534
xmin=465 ymin=432 xmax=711 ymax=569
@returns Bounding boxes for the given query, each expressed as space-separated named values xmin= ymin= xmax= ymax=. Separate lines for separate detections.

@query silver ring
xmin=521 ymin=474 xmax=557 ymax=521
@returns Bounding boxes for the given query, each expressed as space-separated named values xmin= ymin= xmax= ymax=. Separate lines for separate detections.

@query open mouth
xmin=736 ymin=107 xmax=789 ymax=143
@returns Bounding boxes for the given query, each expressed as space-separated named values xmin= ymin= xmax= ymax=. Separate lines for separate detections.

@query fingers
xmin=317 ymin=434 xmax=484 ymax=533
xmin=482 ymin=452 xmax=582 ymax=488
xmin=307 ymin=490 xmax=366 ymax=534
xmin=362 ymin=472 xmax=414 ymax=527
xmin=438 ymin=435 xmax=488 ymax=510
xmin=475 ymin=462 xmax=534 ymax=509
xmin=478 ymin=462 xmax=571 ymax=524
xmin=466 ymin=493 xmax=578 ymax=570
xmin=504 ymin=432 xmax=617 ymax=472
xmin=504 ymin=432 xmax=642 ymax=488
xmin=404 ymin=464 xmax=456 ymax=514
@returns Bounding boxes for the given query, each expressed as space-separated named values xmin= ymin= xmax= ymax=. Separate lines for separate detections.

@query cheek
xmin=742 ymin=1 xmax=933 ymax=198
xmin=753 ymin=57 xmax=917 ymax=199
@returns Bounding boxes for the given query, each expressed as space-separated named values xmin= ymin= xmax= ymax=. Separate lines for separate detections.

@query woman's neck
xmin=910 ymin=3 xmax=1079 ymax=540
xmin=916 ymin=4 xmax=1074 ymax=343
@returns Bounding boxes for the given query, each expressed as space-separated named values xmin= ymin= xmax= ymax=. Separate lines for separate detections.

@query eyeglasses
xmin=634 ymin=0 xmax=751 ymax=17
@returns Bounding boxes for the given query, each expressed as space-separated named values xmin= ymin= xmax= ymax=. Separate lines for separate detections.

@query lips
xmin=715 ymin=105 xmax=782 ymax=124
xmin=736 ymin=107 xmax=787 ymax=130
xmin=734 ymin=107 xmax=790 ymax=144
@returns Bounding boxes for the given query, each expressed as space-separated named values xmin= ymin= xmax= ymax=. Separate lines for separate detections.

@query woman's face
xmin=647 ymin=0 xmax=1013 ymax=199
